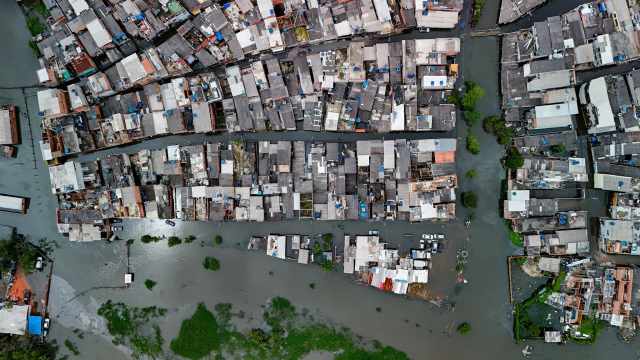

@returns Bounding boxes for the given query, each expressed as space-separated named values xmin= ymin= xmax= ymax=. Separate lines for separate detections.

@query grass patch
xmin=64 ymin=339 xmax=80 ymax=356
xmin=571 ymin=316 xmax=606 ymax=344
xmin=203 ymin=256 xmax=220 ymax=271
xmin=97 ymin=300 xmax=166 ymax=359
xmin=170 ymin=303 xmax=220 ymax=359
xmin=513 ymin=272 xmax=566 ymax=342
xmin=144 ymin=279 xmax=156 ymax=291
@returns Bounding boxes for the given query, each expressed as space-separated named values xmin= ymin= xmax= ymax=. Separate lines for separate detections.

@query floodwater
xmin=0 ymin=0 xmax=638 ymax=359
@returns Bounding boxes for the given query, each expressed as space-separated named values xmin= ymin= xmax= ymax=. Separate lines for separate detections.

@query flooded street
xmin=0 ymin=0 xmax=638 ymax=359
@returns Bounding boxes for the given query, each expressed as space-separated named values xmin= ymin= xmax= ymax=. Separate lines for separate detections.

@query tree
xmin=461 ymin=192 xmax=478 ymax=209
xmin=466 ymin=135 xmax=480 ymax=155
xmin=203 ymin=257 xmax=220 ymax=271
xmin=505 ymin=147 xmax=525 ymax=169
xmin=461 ymin=81 xmax=485 ymax=111
xmin=463 ymin=110 xmax=482 ymax=126
xmin=465 ymin=169 xmax=477 ymax=179
xmin=214 ymin=235 xmax=223 ymax=245
xmin=482 ymin=115 xmax=501 ymax=133
xmin=457 ymin=322 xmax=472 ymax=335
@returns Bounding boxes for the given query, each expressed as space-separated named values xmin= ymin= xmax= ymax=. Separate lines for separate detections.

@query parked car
xmin=431 ymin=242 xmax=439 ymax=253
xmin=23 ymin=290 xmax=30 ymax=305
xmin=165 ymin=220 xmax=176 ymax=227
xmin=436 ymin=234 xmax=445 ymax=240
xmin=35 ymin=257 xmax=43 ymax=271
xmin=111 ymin=225 xmax=123 ymax=232
xmin=421 ymin=234 xmax=434 ymax=240
xmin=419 ymin=239 xmax=425 ymax=249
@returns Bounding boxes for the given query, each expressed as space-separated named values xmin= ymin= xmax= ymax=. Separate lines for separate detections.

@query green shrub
xmin=203 ymin=256 xmax=220 ymax=271
xmin=457 ymin=322 xmax=471 ymax=335
xmin=184 ymin=235 xmax=196 ymax=243
xmin=141 ymin=235 xmax=161 ymax=243
xmin=144 ymin=279 xmax=156 ymax=291
xmin=167 ymin=236 xmax=182 ymax=247
xmin=466 ymin=134 xmax=480 ymax=155
xmin=465 ymin=169 xmax=477 ymax=179
xmin=214 ymin=235 xmax=223 ymax=245
xmin=550 ymin=144 xmax=566 ymax=155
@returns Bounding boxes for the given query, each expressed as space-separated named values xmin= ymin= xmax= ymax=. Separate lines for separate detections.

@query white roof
xmin=37 ymin=89 xmax=63 ymax=117
xmin=236 ymin=28 xmax=254 ymax=49
xmin=587 ymin=77 xmax=616 ymax=133
xmin=48 ymin=161 xmax=84 ymax=194
xmin=68 ymin=0 xmax=90 ymax=15
xmin=0 ymin=305 xmax=28 ymax=335
xmin=535 ymin=102 xmax=578 ymax=118
xmin=37 ymin=68 xmax=50 ymax=83
xmin=0 ymin=195 xmax=25 ymax=211
xmin=508 ymin=190 xmax=530 ymax=201
xmin=86 ymin=18 xmax=112 ymax=48
xmin=121 ymin=54 xmax=147 ymax=83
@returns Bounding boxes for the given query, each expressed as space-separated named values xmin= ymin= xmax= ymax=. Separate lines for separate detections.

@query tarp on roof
xmin=28 ymin=315 xmax=42 ymax=336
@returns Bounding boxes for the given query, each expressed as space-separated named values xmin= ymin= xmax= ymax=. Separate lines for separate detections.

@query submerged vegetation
xmin=97 ymin=301 xmax=167 ymax=359
xmin=169 ymin=297 xmax=409 ymax=360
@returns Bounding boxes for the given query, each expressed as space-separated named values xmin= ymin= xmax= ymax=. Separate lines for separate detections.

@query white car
xmin=35 ymin=257 xmax=43 ymax=271
xmin=419 ymin=239 xmax=425 ymax=249
xmin=421 ymin=234 xmax=434 ymax=240
xmin=436 ymin=234 xmax=445 ymax=240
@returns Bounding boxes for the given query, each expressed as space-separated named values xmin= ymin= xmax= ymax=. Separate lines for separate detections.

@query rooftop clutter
xmin=34 ymin=0 xmax=463 ymax=87
xmin=37 ymin=38 xmax=461 ymax=162
xmin=49 ymin=139 xmax=457 ymax=241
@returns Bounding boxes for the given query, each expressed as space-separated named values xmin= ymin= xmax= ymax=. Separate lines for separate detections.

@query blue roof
xmin=28 ymin=315 xmax=42 ymax=335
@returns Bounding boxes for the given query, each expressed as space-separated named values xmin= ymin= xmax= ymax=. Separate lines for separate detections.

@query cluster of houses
xmin=537 ymin=260 xmax=637 ymax=342
xmin=500 ymin=0 xmax=640 ymax=342
xmin=34 ymin=0 xmax=463 ymax=88
xmin=36 ymin=36 xmax=460 ymax=162
xmin=49 ymin=139 xmax=457 ymax=241
xmin=248 ymin=232 xmax=432 ymax=298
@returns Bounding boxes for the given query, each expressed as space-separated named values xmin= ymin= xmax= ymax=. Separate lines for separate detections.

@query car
xmin=35 ymin=257 xmax=43 ymax=271
xmin=419 ymin=239 xmax=425 ymax=249
xmin=436 ymin=234 xmax=445 ymax=240
xmin=368 ymin=230 xmax=379 ymax=236
xmin=431 ymin=242 xmax=439 ymax=253
xmin=165 ymin=219 xmax=176 ymax=227
xmin=43 ymin=318 xmax=50 ymax=337
xmin=421 ymin=234 xmax=434 ymax=240
xmin=23 ymin=290 xmax=31 ymax=305
xmin=111 ymin=225 xmax=123 ymax=232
